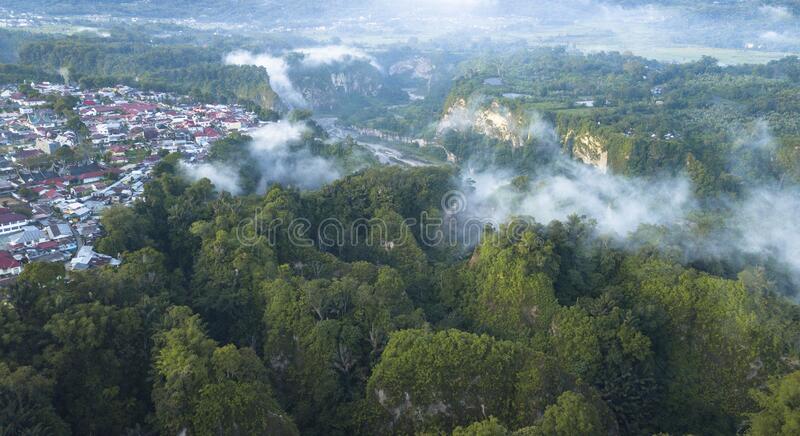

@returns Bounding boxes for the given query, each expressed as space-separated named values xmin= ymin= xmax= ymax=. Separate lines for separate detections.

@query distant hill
xmin=2 ymin=0 xmax=367 ymax=21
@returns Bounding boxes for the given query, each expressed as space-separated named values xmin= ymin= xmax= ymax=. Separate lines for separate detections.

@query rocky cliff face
xmin=439 ymin=98 xmax=617 ymax=172
xmin=563 ymin=129 xmax=609 ymax=173
xmin=301 ymin=73 xmax=380 ymax=108
xmin=291 ymin=62 xmax=404 ymax=112
xmin=328 ymin=71 xmax=383 ymax=95
xmin=389 ymin=56 xmax=434 ymax=81
xmin=439 ymin=98 xmax=527 ymax=148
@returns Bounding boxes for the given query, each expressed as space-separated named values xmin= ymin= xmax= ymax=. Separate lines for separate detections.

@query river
xmin=315 ymin=117 xmax=431 ymax=167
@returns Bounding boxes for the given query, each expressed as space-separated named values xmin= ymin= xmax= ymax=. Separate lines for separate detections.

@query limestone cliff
xmin=439 ymin=98 xmax=527 ymax=148
xmin=563 ymin=129 xmax=610 ymax=173
xmin=289 ymin=60 xmax=404 ymax=112
xmin=389 ymin=56 xmax=434 ymax=81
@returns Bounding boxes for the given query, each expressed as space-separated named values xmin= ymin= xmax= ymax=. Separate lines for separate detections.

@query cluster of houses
xmin=0 ymin=81 xmax=260 ymax=284
xmin=0 ymin=205 xmax=114 ymax=278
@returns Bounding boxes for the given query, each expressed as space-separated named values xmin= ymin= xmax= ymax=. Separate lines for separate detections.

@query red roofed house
xmin=195 ymin=127 xmax=222 ymax=145
xmin=40 ymin=189 xmax=65 ymax=201
xmin=121 ymin=102 xmax=158 ymax=114
xmin=36 ymin=240 xmax=59 ymax=251
xmin=0 ymin=251 xmax=22 ymax=276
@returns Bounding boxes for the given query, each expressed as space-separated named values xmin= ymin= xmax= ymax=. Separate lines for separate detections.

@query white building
xmin=0 ymin=213 xmax=30 ymax=235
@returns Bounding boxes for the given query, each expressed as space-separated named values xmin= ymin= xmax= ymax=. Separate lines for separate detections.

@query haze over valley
xmin=2 ymin=2 xmax=800 ymax=436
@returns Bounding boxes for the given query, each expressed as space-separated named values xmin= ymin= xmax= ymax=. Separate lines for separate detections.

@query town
xmin=0 ymin=80 xmax=259 ymax=282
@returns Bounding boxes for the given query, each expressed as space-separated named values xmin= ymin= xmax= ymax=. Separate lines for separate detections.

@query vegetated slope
xmin=436 ymin=48 xmax=800 ymax=190
xmin=17 ymin=37 xmax=281 ymax=111
xmin=2 ymin=155 xmax=800 ymax=435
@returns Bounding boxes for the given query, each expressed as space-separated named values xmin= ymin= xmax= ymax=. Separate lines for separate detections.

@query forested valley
xmin=3 ymin=3 xmax=800 ymax=436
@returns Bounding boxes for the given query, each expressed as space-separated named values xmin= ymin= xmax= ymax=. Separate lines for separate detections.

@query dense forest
xmin=2 ymin=146 xmax=800 ymax=435
xmin=5 ymin=33 xmax=445 ymax=123
xmin=5 ymin=36 xmax=281 ymax=115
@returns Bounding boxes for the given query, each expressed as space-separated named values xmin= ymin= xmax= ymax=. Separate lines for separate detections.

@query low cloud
xmin=377 ymin=0 xmax=497 ymax=15
xmin=463 ymin=161 xmax=694 ymax=237
xmin=180 ymin=122 xmax=340 ymax=194
xmin=248 ymin=121 xmax=341 ymax=191
xmin=436 ymin=97 xmax=486 ymax=134
xmin=759 ymin=30 xmax=798 ymax=45
xmin=179 ymin=161 xmax=242 ymax=195
xmin=452 ymin=107 xmax=800 ymax=288
xmin=759 ymin=5 xmax=794 ymax=21
xmin=734 ymin=187 xmax=800 ymax=264
xmin=294 ymin=45 xmax=382 ymax=70
xmin=225 ymin=50 xmax=307 ymax=108
xmin=448 ymin=104 xmax=695 ymax=236
xmin=225 ymin=46 xmax=382 ymax=109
